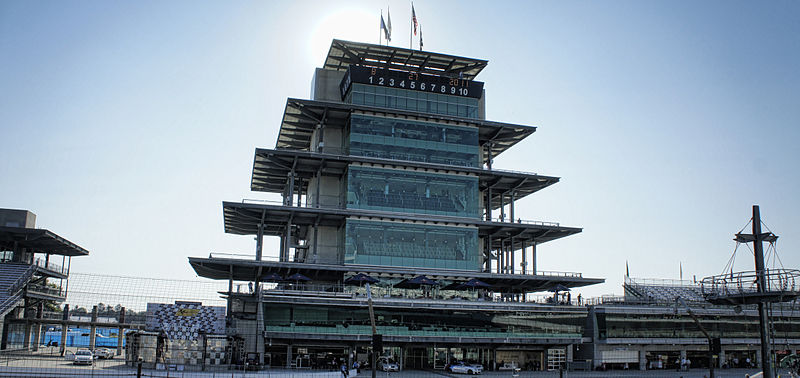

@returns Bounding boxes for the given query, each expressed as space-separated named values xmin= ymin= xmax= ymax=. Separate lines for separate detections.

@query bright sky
xmin=2 ymin=1 xmax=798 ymax=298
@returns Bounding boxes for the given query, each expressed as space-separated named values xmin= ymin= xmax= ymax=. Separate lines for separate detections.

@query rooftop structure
xmin=189 ymin=39 xmax=603 ymax=371
xmin=0 ymin=208 xmax=88 ymax=352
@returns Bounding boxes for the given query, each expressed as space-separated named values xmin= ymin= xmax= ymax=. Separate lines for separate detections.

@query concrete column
xmin=510 ymin=236 xmax=515 ymax=275
xmin=567 ymin=344 xmax=574 ymax=362
xmin=286 ymin=344 xmax=292 ymax=369
xmin=22 ymin=321 xmax=31 ymax=349
xmin=719 ymin=350 xmax=726 ymax=369
xmin=31 ymin=303 xmax=43 ymax=351
xmin=57 ymin=327 xmax=67 ymax=355
xmin=89 ymin=305 xmax=98 ymax=350
xmin=116 ymin=307 xmax=125 ymax=356
xmin=31 ymin=323 xmax=41 ymax=351
xmin=639 ymin=349 xmax=647 ymax=370
xmin=756 ymin=349 xmax=762 ymax=369
xmin=226 ymin=277 xmax=233 ymax=320
xmin=59 ymin=304 xmax=69 ymax=356
xmin=593 ymin=347 xmax=603 ymax=369
xmin=256 ymin=289 xmax=265 ymax=365
xmin=347 ymin=346 xmax=353 ymax=372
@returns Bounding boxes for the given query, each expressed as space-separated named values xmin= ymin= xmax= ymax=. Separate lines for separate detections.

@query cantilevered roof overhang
xmin=324 ymin=39 xmax=488 ymax=80
xmin=188 ymin=257 xmax=603 ymax=293
xmin=251 ymin=149 xmax=559 ymax=209
xmin=223 ymin=201 xmax=580 ymax=246
xmin=276 ymin=98 xmax=535 ymax=164
xmin=0 ymin=226 xmax=89 ymax=256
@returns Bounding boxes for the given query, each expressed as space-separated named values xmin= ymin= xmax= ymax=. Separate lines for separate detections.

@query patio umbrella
xmin=457 ymin=278 xmax=492 ymax=290
xmin=344 ymin=273 xmax=380 ymax=286
xmin=548 ymin=284 xmax=571 ymax=292
xmin=286 ymin=273 xmax=311 ymax=282
xmin=443 ymin=278 xmax=492 ymax=290
xmin=394 ymin=275 xmax=439 ymax=289
xmin=261 ymin=272 xmax=283 ymax=282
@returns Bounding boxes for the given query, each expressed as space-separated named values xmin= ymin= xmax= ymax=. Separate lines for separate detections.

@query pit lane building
xmin=189 ymin=39 xmax=604 ymax=370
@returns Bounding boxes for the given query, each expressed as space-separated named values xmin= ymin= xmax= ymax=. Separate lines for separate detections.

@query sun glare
xmin=309 ymin=7 xmax=377 ymax=67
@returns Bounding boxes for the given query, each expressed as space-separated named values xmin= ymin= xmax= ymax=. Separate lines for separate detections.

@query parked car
xmin=448 ymin=361 xmax=483 ymax=374
xmin=378 ymin=357 xmax=399 ymax=372
xmin=94 ymin=348 xmax=114 ymax=359
xmin=498 ymin=361 xmax=519 ymax=371
xmin=73 ymin=349 xmax=94 ymax=365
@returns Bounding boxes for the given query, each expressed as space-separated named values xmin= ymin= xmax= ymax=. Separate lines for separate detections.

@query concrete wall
xmin=311 ymin=68 xmax=346 ymax=102
xmin=0 ymin=208 xmax=36 ymax=228
xmin=478 ymin=88 xmax=486 ymax=120
xmin=309 ymin=225 xmax=341 ymax=264
xmin=308 ymin=175 xmax=342 ymax=209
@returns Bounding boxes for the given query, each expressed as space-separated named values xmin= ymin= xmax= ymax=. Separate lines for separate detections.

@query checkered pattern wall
xmin=145 ymin=302 xmax=226 ymax=339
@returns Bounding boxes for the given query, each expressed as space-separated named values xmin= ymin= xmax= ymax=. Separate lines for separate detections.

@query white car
xmin=73 ymin=349 xmax=94 ymax=365
xmin=449 ymin=361 xmax=483 ymax=374
xmin=94 ymin=348 xmax=114 ymax=359
xmin=379 ymin=358 xmax=399 ymax=372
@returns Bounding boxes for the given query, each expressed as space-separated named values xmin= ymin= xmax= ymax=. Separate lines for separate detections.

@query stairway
xmin=0 ymin=263 xmax=35 ymax=318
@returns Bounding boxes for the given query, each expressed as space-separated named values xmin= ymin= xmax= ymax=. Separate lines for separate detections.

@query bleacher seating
xmin=0 ymin=262 xmax=35 ymax=317
xmin=624 ymin=280 xmax=707 ymax=304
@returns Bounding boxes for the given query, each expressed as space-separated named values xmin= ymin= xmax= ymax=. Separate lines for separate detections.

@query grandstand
xmin=623 ymin=277 xmax=706 ymax=304
xmin=0 ymin=263 xmax=34 ymax=319
xmin=0 ymin=209 xmax=89 ymax=352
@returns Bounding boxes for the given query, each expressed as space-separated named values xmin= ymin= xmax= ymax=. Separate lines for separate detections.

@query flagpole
xmin=410 ymin=2 xmax=413 ymax=49
xmin=379 ymin=10 xmax=383 ymax=45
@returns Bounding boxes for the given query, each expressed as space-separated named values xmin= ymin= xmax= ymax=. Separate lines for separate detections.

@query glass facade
xmin=264 ymin=304 xmax=584 ymax=340
xmin=346 ymin=83 xmax=480 ymax=119
xmin=348 ymin=114 xmax=481 ymax=168
xmin=597 ymin=312 xmax=800 ymax=340
xmin=346 ymin=166 xmax=479 ymax=218
xmin=344 ymin=219 xmax=479 ymax=271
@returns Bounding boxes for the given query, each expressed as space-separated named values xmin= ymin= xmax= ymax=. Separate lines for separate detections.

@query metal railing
xmin=33 ymin=257 xmax=64 ymax=274
xmin=257 ymin=282 xmax=590 ymax=307
xmin=625 ymin=276 xmax=698 ymax=287
xmin=26 ymin=283 xmax=64 ymax=298
xmin=487 ymin=217 xmax=560 ymax=227
xmin=240 ymin=198 xmax=564 ymax=227
xmin=6 ymin=264 xmax=36 ymax=294
xmin=207 ymin=252 xmax=279 ymax=262
xmin=0 ymin=292 xmax=23 ymax=316
xmin=700 ymin=269 xmax=800 ymax=297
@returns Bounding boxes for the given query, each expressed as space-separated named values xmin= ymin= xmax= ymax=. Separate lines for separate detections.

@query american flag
xmin=412 ymin=4 xmax=418 ymax=35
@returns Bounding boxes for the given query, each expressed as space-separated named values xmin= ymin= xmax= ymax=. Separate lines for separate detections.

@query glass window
xmin=344 ymin=219 xmax=480 ymax=271
xmin=348 ymin=114 xmax=481 ymax=168
xmin=348 ymin=84 xmax=479 ymax=119
xmin=347 ymin=166 xmax=479 ymax=218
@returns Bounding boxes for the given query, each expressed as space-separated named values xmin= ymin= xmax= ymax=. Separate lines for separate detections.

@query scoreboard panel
xmin=340 ymin=65 xmax=484 ymax=100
